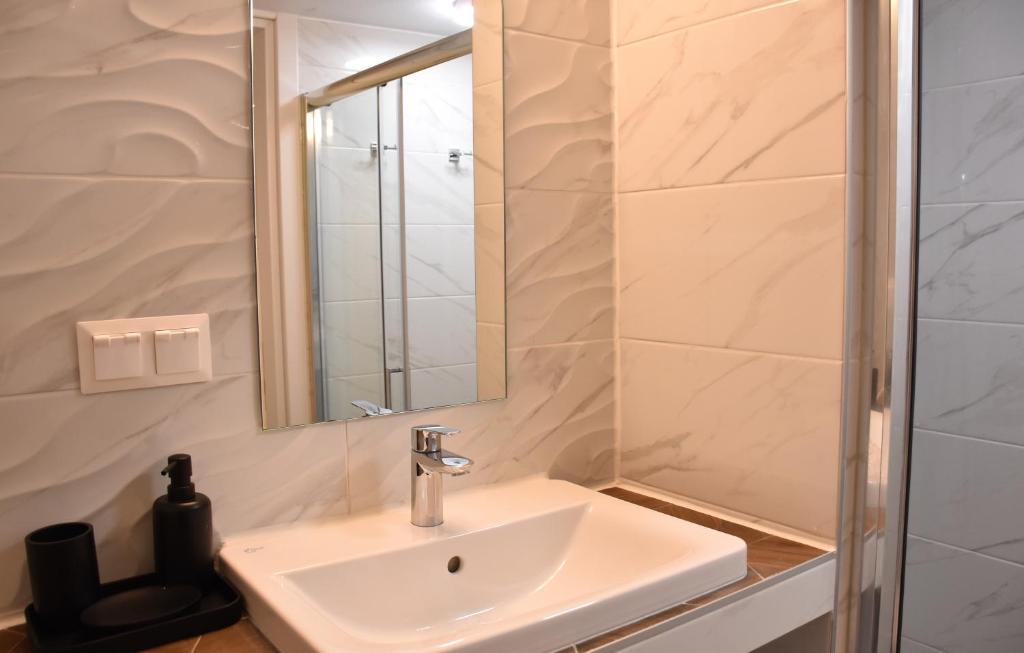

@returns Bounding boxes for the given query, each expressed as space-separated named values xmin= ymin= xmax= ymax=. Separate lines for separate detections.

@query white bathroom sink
xmin=219 ymin=477 xmax=747 ymax=653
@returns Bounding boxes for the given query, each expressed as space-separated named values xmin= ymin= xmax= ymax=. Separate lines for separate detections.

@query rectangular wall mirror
xmin=251 ymin=0 xmax=505 ymax=429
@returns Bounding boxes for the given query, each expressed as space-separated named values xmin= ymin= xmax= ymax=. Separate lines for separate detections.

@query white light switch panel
xmin=76 ymin=314 xmax=212 ymax=394
xmin=93 ymin=332 xmax=143 ymax=380
xmin=155 ymin=328 xmax=202 ymax=375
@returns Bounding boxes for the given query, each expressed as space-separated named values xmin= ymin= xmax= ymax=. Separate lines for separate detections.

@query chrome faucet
xmin=410 ymin=425 xmax=473 ymax=527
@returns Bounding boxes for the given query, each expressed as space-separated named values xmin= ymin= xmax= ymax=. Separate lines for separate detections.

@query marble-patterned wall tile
xmin=504 ymin=31 xmax=613 ymax=192
xmin=319 ymin=225 xmax=382 ymax=302
xmin=407 ymin=296 xmax=477 ymax=368
xmin=327 ymin=374 xmax=385 ymax=420
xmin=921 ymin=0 xmax=1024 ymax=90
xmin=616 ymin=0 xmax=845 ymax=192
xmin=403 ymin=153 xmax=475 ymax=225
xmin=918 ymin=202 xmax=1024 ymax=322
xmin=920 ymin=77 xmax=1024 ymax=204
xmin=907 ymin=429 xmax=1024 ymax=565
xmin=620 ymin=340 xmax=842 ymax=537
xmin=346 ymin=340 xmax=615 ymax=512
xmin=900 ymin=639 xmax=946 ymax=653
xmin=0 ymin=0 xmax=250 ymax=178
xmin=410 ymin=365 xmax=478 ymax=410
xmin=405 ymin=225 xmax=477 ymax=298
xmin=321 ymin=301 xmax=385 ymax=378
xmin=616 ymin=0 xmax=781 ymax=45
xmin=914 ymin=319 xmax=1024 ymax=447
xmin=506 ymin=190 xmax=614 ymax=347
xmin=619 ymin=176 xmax=844 ymax=359
xmin=0 ymin=177 xmax=257 ymax=396
xmin=902 ymin=536 xmax=1024 ymax=653
xmin=504 ymin=0 xmax=610 ymax=46
xmin=316 ymin=147 xmax=380 ymax=225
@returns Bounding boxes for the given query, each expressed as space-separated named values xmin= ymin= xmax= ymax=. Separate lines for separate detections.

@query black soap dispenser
xmin=153 ymin=454 xmax=214 ymax=590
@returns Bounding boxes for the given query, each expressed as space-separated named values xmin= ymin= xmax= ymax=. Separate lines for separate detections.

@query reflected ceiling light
xmin=439 ymin=0 xmax=474 ymax=28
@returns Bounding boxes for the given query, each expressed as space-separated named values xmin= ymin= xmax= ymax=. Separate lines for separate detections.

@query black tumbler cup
xmin=25 ymin=522 xmax=100 ymax=630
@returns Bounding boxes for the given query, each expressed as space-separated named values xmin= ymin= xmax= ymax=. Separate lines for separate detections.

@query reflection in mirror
xmin=251 ymin=0 xmax=505 ymax=429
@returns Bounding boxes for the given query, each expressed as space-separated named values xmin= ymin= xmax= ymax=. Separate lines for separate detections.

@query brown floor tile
xmin=146 ymin=636 xmax=201 ymax=652
xmin=599 ymin=489 xmax=769 ymax=545
xmin=194 ymin=620 xmax=277 ymax=653
xmin=746 ymin=536 xmax=826 ymax=578
xmin=686 ymin=567 xmax=762 ymax=607
xmin=0 ymin=630 xmax=25 ymax=653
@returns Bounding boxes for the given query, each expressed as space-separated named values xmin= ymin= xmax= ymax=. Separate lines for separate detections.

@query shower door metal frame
xmin=833 ymin=0 xmax=921 ymax=651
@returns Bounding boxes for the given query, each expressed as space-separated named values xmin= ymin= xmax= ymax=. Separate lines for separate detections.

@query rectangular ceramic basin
xmin=220 ymin=477 xmax=746 ymax=653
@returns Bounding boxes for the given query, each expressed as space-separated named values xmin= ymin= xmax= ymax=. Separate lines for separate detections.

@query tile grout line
xmin=907 ymin=533 xmax=1024 ymax=570
xmin=616 ymin=173 xmax=845 ymax=196
xmin=616 ymin=0 xmax=798 ymax=49
xmin=914 ymin=427 xmax=1024 ymax=452
xmin=0 ymin=171 xmax=249 ymax=184
xmin=923 ymin=71 xmax=1024 ymax=94
xmin=619 ymin=336 xmax=843 ymax=364
xmin=917 ymin=315 xmax=1024 ymax=329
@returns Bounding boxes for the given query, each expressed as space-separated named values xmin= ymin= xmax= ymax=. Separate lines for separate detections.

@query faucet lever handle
xmin=411 ymin=424 xmax=461 ymax=453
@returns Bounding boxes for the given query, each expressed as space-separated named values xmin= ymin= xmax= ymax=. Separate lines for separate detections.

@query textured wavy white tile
xmin=0 ymin=1 xmax=249 ymax=178
xmin=0 ymin=373 xmax=349 ymax=610
xmin=0 ymin=177 xmax=256 ymax=396
xmin=504 ymin=31 xmax=613 ymax=192
xmin=914 ymin=320 xmax=1024 ymax=447
xmin=504 ymin=0 xmax=610 ymax=46
xmin=506 ymin=190 xmax=614 ymax=347
xmin=620 ymin=176 xmax=844 ymax=359
xmin=615 ymin=0 xmax=781 ymax=45
xmin=346 ymin=340 xmax=615 ymax=512
xmin=918 ymin=202 xmax=1024 ymax=322
xmin=921 ymin=0 xmax=1024 ymax=90
xmin=907 ymin=429 xmax=1024 ymax=565
xmin=902 ymin=536 xmax=1024 ymax=652
xmin=620 ymin=340 xmax=841 ymax=537
xmin=920 ymin=78 xmax=1024 ymax=203
xmin=616 ymin=0 xmax=845 ymax=192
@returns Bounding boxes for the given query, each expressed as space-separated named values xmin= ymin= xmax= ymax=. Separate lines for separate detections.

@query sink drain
xmin=447 ymin=556 xmax=462 ymax=573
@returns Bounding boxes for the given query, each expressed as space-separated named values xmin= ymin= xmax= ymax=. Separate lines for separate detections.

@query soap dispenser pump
xmin=153 ymin=454 xmax=214 ymax=589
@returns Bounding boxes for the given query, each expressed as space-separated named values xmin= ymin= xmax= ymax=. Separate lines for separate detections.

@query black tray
xmin=25 ymin=573 xmax=243 ymax=653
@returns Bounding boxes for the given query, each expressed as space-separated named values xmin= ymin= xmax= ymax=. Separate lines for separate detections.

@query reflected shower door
xmin=314 ymin=88 xmax=387 ymax=421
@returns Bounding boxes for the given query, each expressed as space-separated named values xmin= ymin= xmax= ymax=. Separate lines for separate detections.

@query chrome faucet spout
xmin=410 ymin=425 xmax=470 ymax=527
xmin=412 ymin=450 xmax=473 ymax=476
